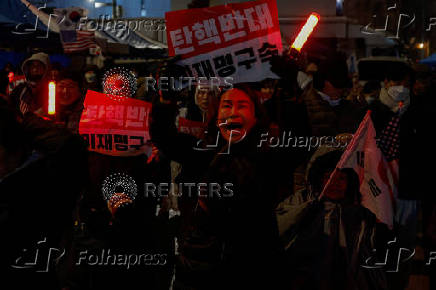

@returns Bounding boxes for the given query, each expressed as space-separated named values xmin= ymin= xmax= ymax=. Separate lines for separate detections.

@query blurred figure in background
xmin=82 ymin=65 xmax=101 ymax=94
xmin=56 ymin=70 xmax=85 ymax=134
xmin=193 ymin=84 xmax=219 ymax=122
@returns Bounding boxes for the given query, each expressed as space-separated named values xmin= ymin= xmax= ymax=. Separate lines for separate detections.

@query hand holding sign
xmin=79 ymin=90 xmax=152 ymax=157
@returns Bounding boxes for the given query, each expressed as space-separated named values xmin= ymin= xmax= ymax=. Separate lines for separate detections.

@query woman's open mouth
xmin=219 ymin=121 xmax=246 ymax=143
xmin=222 ymin=122 xmax=243 ymax=131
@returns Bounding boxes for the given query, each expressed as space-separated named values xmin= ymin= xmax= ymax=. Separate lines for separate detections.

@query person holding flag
xmin=282 ymin=146 xmax=389 ymax=290
xmin=8 ymin=52 xmax=51 ymax=115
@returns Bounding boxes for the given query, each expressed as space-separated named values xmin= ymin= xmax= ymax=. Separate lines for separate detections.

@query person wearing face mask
xmin=309 ymin=71 xmax=363 ymax=136
xmin=355 ymin=81 xmax=392 ymax=133
xmin=379 ymin=68 xmax=412 ymax=116
xmin=8 ymin=52 xmax=51 ymax=115
xmin=357 ymin=80 xmax=381 ymax=106
xmin=379 ymin=85 xmax=410 ymax=115
xmin=372 ymin=68 xmax=426 ymax=290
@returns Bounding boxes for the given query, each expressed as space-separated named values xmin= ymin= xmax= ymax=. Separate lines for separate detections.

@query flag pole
xmin=318 ymin=110 xmax=372 ymax=200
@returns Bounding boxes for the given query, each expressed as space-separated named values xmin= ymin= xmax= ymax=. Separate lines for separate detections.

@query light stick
xmin=291 ymin=13 xmax=320 ymax=52
xmin=48 ymin=81 xmax=56 ymax=115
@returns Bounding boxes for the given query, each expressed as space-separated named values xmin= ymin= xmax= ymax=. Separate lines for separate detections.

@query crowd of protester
xmin=0 ymin=48 xmax=435 ymax=290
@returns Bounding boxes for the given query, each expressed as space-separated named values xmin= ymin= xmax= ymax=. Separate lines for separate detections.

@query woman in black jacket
xmin=151 ymin=83 xmax=288 ymax=289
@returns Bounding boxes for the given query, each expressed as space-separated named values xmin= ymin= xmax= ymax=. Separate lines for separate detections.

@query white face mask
xmin=297 ymin=71 xmax=312 ymax=90
xmin=379 ymin=87 xmax=410 ymax=114
xmin=318 ymin=91 xmax=341 ymax=107
xmin=387 ymin=86 xmax=410 ymax=102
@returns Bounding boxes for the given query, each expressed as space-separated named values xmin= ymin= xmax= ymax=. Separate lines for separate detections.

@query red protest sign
xmin=7 ymin=75 xmax=25 ymax=95
xmin=178 ymin=117 xmax=207 ymax=139
xmin=165 ymin=0 xmax=282 ymax=83
xmin=79 ymin=90 xmax=152 ymax=156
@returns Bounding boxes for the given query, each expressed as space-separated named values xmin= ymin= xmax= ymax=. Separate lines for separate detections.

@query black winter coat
xmin=151 ymin=103 xmax=289 ymax=289
xmin=0 ymin=113 xmax=87 ymax=289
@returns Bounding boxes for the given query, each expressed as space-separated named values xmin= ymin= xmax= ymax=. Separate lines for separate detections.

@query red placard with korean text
xmin=79 ymin=90 xmax=152 ymax=156
xmin=178 ymin=117 xmax=207 ymax=139
xmin=165 ymin=0 xmax=282 ymax=83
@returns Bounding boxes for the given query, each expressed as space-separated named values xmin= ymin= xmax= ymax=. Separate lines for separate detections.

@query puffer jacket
xmin=301 ymin=86 xmax=339 ymax=137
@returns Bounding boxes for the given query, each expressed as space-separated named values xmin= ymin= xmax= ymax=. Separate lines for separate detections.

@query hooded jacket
xmin=21 ymin=52 xmax=50 ymax=83
xmin=9 ymin=53 xmax=50 ymax=114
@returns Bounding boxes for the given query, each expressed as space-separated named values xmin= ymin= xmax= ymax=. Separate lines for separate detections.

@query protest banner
xmin=165 ymin=0 xmax=282 ymax=83
xmin=79 ymin=90 xmax=152 ymax=156
xmin=178 ymin=117 xmax=207 ymax=139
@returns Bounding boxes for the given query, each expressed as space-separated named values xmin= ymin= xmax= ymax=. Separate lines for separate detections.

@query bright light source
xmin=8 ymin=72 xmax=14 ymax=83
xmin=417 ymin=43 xmax=425 ymax=49
xmin=94 ymin=2 xmax=106 ymax=8
xmin=291 ymin=13 xmax=320 ymax=52
xmin=48 ymin=81 xmax=56 ymax=115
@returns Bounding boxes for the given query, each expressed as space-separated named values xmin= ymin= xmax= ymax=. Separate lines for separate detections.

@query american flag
xmin=377 ymin=115 xmax=400 ymax=162
xmin=60 ymin=30 xmax=96 ymax=53
xmin=376 ymin=114 xmax=400 ymax=202
xmin=54 ymin=7 xmax=96 ymax=53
